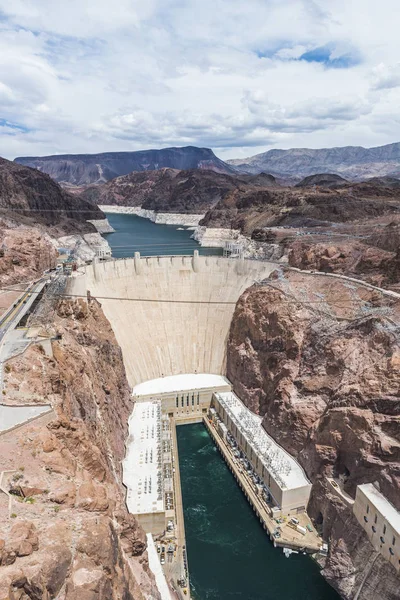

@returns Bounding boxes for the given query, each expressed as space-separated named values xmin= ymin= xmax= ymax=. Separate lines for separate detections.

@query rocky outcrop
xmin=287 ymin=240 xmax=400 ymax=291
xmin=227 ymin=272 xmax=400 ymax=599
xmin=15 ymin=146 xmax=236 ymax=185
xmin=0 ymin=298 xmax=158 ymax=600
xmin=0 ymin=157 xmax=104 ymax=235
xmin=0 ymin=225 xmax=57 ymax=287
xmin=200 ymin=184 xmax=400 ymax=235
xmin=295 ymin=173 xmax=349 ymax=188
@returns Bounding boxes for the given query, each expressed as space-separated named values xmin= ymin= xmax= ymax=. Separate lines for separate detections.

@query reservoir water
xmin=103 ymin=212 xmax=222 ymax=258
xmin=177 ymin=424 xmax=340 ymax=600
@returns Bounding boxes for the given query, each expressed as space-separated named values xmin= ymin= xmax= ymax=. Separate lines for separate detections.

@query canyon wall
xmin=0 ymin=299 xmax=158 ymax=600
xmin=226 ymin=270 xmax=400 ymax=599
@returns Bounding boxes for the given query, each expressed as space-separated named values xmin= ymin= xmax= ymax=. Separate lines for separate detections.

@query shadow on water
xmin=177 ymin=423 xmax=340 ymax=600
xmin=103 ymin=213 xmax=223 ymax=258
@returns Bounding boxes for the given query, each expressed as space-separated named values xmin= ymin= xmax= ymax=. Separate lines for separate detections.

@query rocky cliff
xmin=287 ymin=239 xmax=400 ymax=292
xmin=0 ymin=157 xmax=104 ymax=236
xmin=0 ymin=298 xmax=158 ymax=600
xmin=227 ymin=271 xmax=400 ymax=599
xmin=15 ymin=146 xmax=236 ymax=186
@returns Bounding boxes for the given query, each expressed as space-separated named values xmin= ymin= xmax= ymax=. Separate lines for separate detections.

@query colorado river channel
xmin=177 ymin=424 xmax=340 ymax=600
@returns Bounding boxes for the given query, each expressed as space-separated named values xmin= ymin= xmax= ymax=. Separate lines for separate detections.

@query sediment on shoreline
xmin=99 ymin=205 xmax=204 ymax=227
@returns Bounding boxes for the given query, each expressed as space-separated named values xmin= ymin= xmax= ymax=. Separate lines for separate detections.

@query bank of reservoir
xmin=103 ymin=213 xmax=222 ymax=258
xmin=177 ymin=423 xmax=339 ymax=600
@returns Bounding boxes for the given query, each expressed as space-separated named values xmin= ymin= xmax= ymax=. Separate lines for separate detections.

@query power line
xmin=0 ymin=283 xmax=396 ymax=308
xmin=0 ymin=207 xmax=102 ymax=213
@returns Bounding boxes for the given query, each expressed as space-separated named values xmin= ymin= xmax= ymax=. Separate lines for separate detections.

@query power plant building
xmin=124 ymin=374 xmax=232 ymax=534
xmin=212 ymin=392 xmax=312 ymax=515
xmin=132 ymin=373 xmax=231 ymax=423
xmin=123 ymin=400 xmax=172 ymax=534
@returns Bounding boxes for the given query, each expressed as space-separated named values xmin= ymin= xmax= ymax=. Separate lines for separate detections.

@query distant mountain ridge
xmin=228 ymin=142 xmax=400 ymax=180
xmin=15 ymin=146 xmax=236 ymax=186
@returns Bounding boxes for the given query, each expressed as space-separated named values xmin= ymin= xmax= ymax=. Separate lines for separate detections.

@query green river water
xmin=177 ymin=424 xmax=340 ymax=600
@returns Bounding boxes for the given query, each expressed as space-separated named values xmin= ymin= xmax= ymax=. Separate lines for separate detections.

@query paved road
xmin=0 ymin=278 xmax=48 ymax=393
xmin=0 ymin=278 xmax=48 ymax=343
xmin=282 ymin=264 xmax=400 ymax=300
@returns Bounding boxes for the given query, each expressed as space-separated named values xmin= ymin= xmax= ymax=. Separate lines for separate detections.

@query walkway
xmin=0 ymin=405 xmax=52 ymax=433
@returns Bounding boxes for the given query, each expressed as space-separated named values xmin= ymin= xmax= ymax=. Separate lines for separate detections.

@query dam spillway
xmin=77 ymin=254 xmax=275 ymax=387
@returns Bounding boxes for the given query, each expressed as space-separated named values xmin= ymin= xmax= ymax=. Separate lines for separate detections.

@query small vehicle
xmin=296 ymin=525 xmax=307 ymax=536
xmin=160 ymin=556 xmax=165 ymax=565
xmin=290 ymin=517 xmax=299 ymax=525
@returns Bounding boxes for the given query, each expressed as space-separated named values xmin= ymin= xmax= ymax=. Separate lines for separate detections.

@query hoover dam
xmin=75 ymin=252 xmax=275 ymax=386
xmin=68 ymin=253 xmax=334 ymax=598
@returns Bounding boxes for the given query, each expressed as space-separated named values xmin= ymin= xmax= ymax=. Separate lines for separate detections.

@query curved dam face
xmin=77 ymin=254 xmax=275 ymax=387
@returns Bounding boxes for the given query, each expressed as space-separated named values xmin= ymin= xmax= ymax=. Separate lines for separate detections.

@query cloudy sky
xmin=0 ymin=0 xmax=400 ymax=160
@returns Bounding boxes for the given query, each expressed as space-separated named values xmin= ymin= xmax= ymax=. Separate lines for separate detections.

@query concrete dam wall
xmin=77 ymin=254 xmax=276 ymax=387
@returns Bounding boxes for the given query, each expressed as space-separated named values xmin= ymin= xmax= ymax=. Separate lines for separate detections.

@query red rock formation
xmin=287 ymin=240 xmax=400 ymax=291
xmin=0 ymin=225 xmax=57 ymax=288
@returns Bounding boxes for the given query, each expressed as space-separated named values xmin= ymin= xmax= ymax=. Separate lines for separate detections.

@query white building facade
xmin=132 ymin=373 xmax=231 ymax=423
xmin=353 ymin=483 xmax=400 ymax=573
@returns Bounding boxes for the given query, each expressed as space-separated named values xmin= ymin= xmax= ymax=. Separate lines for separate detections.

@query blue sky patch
xmin=0 ymin=119 xmax=30 ymax=133
xmin=299 ymin=45 xmax=360 ymax=68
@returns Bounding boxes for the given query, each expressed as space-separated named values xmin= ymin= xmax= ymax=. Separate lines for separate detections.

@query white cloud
xmin=0 ymin=0 xmax=400 ymax=159
xmin=371 ymin=63 xmax=400 ymax=91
